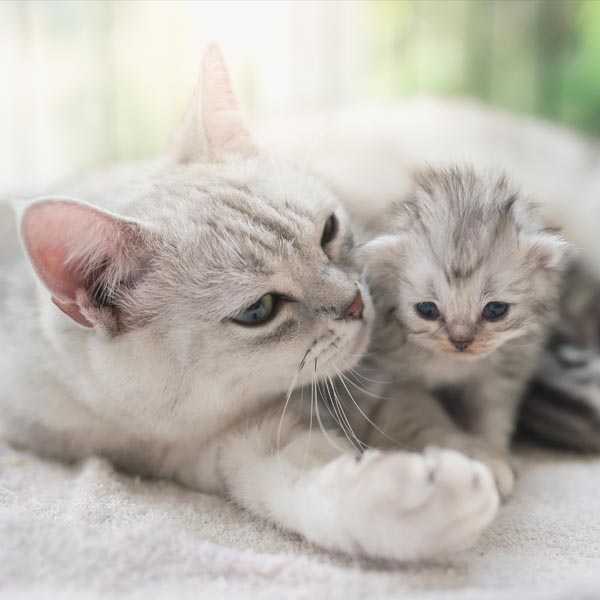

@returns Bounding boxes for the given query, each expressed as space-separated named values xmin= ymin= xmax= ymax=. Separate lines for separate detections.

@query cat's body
xmin=0 ymin=46 xmax=500 ymax=562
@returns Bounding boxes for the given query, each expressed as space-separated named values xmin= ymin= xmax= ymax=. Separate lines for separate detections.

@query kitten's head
xmin=366 ymin=166 xmax=570 ymax=360
xmin=18 ymin=45 xmax=372 ymax=407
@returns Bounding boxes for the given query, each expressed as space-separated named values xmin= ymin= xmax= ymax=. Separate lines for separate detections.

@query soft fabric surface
xmin=1 ymin=442 xmax=599 ymax=599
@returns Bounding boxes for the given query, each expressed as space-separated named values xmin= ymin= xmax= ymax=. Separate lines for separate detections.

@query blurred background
xmin=1 ymin=0 xmax=599 ymax=196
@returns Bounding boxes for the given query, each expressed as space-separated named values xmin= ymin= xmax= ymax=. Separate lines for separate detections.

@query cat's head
xmin=18 ymin=44 xmax=372 ymax=405
xmin=366 ymin=166 xmax=570 ymax=360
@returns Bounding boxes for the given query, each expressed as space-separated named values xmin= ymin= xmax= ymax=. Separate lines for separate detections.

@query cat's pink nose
xmin=450 ymin=338 xmax=473 ymax=352
xmin=344 ymin=290 xmax=364 ymax=320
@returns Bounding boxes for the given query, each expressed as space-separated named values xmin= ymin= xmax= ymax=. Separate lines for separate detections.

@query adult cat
xmin=0 ymin=46 xmax=498 ymax=562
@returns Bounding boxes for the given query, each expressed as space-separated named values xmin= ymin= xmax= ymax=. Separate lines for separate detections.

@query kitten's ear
xmin=360 ymin=234 xmax=405 ymax=278
xmin=173 ymin=43 xmax=257 ymax=163
xmin=19 ymin=199 xmax=149 ymax=331
xmin=525 ymin=230 xmax=573 ymax=271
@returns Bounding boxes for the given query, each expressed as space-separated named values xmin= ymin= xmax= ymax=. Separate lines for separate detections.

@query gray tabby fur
xmin=520 ymin=260 xmax=600 ymax=452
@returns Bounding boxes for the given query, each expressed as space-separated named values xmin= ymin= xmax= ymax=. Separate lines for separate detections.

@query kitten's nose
xmin=450 ymin=338 xmax=473 ymax=352
xmin=343 ymin=290 xmax=364 ymax=320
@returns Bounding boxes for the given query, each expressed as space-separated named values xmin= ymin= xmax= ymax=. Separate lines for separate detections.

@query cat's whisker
xmin=297 ymin=370 xmax=305 ymax=416
xmin=312 ymin=359 xmax=346 ymax=453
xmin=298 ymin=347 xmax=311 ymax=372
xmin=301 ymin=376 xmax=315 ymax=472
xmin=338 ymin=370 xmax=397 ymax=401
xmin=322 ymin=375 xmax=363 ymax=453
xmin=318 ymin=377 xmax=357 ymax=452
xmin=347 ymin=366 xmax=405 ymax=386
xmin=333 ymin=364 xmax=415 ymax=451
xmin=326 ymin=374 xmax=366 ymax=453
xmin=343 ymin=348 xmax=382 ymax=359
xmin=277 ymin=350 xmax=310 ymax=454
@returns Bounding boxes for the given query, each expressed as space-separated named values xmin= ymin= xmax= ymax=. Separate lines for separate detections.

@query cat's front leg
xmin=363 ymin=384 xmax=515 ymax=500
xmin=214 ymin=411 xmax=499 ymax=562
xmin=456 ymin=374 xmax=527 ymax=498
xmin=461 ymin=376 xmax=523 ymax=453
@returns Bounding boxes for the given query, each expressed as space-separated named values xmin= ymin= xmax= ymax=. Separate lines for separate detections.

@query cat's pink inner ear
xmin=21 ymin=200 xmax=130 ymax=327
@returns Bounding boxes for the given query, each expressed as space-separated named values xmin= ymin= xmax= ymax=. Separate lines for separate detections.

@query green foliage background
xmin=368 ymin=0 xmax=600 ymax=134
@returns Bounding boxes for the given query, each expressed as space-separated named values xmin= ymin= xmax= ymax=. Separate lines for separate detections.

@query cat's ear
xmin=524 ymin=230 xmax=573 ymax=271
xmin=19 ymin=199 xmax=149 ymax=331
xmin=360 ymin=234 xmax=406 ymax=278
xmin=173 ymin=43 xmax=257 ymax=163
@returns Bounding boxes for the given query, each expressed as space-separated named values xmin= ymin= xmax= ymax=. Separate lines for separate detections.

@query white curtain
xmin=0 ymin=0 xmax=366 ymax=196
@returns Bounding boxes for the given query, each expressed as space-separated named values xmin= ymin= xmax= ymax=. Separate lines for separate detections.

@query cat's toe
xmin=416 ymin=448 xmax=500 ymax=557
xmin=486 ymin=457 xmax=515 ymax=501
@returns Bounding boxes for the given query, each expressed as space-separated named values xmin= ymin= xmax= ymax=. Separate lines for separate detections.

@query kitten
xmin=0 ymin=46 xmax=499 ymax=561
xmin=356 ymin=167 xmax=571 ymax=498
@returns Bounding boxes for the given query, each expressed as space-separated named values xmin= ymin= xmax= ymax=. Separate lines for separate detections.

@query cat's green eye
xmin=320 ymin=213 xmax=338 ymax=248
xmin=233 ymin=294 xmax=276 ymax=326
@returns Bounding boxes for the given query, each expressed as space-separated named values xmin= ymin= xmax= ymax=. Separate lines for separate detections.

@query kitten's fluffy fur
xmin=0 ymin=46 xmax=499 ymax=562
xmin=357 ymin=167 xmax=570 ymax=497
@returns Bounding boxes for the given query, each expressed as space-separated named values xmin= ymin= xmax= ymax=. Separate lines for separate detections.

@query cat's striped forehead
xmin=197 ymin=190 xmax=320 ymax=273
xmin=137 ymin=158 xmax=339 ymax=278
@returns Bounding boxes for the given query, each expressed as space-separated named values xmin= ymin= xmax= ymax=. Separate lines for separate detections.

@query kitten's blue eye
xmin=415 ymin=302 xmax=440 ymax=320
xmin=233 ymin=294 xmax=275 ymax=325
xmin=482 ymin=301 xmax=509 ymax=320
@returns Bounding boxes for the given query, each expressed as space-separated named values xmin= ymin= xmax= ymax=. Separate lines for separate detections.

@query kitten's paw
xmin=310 ymin=448 xmax=499 ymax=562
xmin=448 ymin=444 xmax=514 ymax=500
xmin=483 ymin=456 xmax=514 ymax=501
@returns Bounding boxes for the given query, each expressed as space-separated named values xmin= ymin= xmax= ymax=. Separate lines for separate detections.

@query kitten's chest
xmin=418 ymin=354 xmax=481 ymax=390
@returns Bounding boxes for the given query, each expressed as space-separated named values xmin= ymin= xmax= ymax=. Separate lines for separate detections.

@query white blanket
xmin=2 ymin=441 xmax=599 ymax=599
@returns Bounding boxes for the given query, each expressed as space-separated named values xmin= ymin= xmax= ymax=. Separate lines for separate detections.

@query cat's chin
xmin=436 ymin=347 xmax=493 ymax=362
xmin=423 ymin=340 xmax=493 ymax=361
xmin=441 ymin=351 xmax=486 ymax=362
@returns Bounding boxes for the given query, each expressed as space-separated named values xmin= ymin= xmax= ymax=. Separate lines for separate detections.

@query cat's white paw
xmin=446 ymin=440 xmax=515 ymax=500
xmin=307 ymin=448 xmax=499 ymax=562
